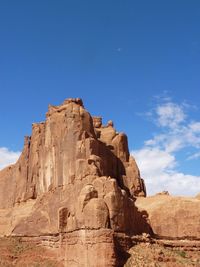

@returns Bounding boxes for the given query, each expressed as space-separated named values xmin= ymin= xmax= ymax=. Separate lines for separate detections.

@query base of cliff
xmin=125 ymin=242 xmax=200 ymax=267
xmin=0 ymin=237 xmax=63 ymax=267
xmin=1 ymin=235 xmax=200 ymax=267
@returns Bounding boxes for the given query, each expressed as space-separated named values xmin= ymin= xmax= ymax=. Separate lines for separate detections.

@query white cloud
xmin=189 ymin=122 xmax=200 ymax=133
xmin=132 ymin=148 xmax=200 ymax=196
xmin=132 ymin=148 xmax=176 ymax=177
xmin=0 ymin=147 xmax=20 ymax=170
xmin=145 ymin=101 xmax=200 ymax=153
xmin=132 ymin=100 xmax=200 ymax=196
xmin=156 ymin=102 xmax=186 ymax=128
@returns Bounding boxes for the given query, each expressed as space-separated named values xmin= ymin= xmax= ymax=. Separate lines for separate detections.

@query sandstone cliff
xmin=135 ymin=194 xmax=200 ymax=240
xmin=0 ymin=98 xmax=199 ymax=267
xmin=0 ymin=98 xmax=145 ymax=209
xmin=0 ymin=98 xmax=147 ymax=266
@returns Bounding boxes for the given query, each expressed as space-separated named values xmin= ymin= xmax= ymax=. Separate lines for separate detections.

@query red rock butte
xmin=0 ymin=98 xmax=199 ymax=267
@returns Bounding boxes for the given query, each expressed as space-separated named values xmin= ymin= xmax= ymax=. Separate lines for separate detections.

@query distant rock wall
xmin=135 ymin=194 xmax=200 ymax=239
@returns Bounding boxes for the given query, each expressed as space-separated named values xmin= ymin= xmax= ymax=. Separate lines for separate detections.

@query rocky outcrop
xmin=1 ymin=97 xmax=198 ymax=266
xmin=135 ymin=194 xmax=200 ymax=240
xmin=0 ymin=98 xmax=145 ymax=209
xmin=0 ymin=98 xmax=147 ymax=266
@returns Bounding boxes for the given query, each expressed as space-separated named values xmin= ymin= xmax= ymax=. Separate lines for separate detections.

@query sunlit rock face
xmin=135 ymin=194 xmax=200 ymax=239
xmin=0 ymin=98 xmax=146 ymax=267
xmin=2 ymin=98 xmax=199 ymax=266
xmin=0 ymin=98 xmax=145 ymax=210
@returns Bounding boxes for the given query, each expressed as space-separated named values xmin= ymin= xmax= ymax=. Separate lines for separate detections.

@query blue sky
xmin=0 ymin=1 xmax=200 ymax=196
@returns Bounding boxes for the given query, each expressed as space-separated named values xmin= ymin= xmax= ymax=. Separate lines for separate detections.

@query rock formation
xmin=135 ymin=194 xmax=200 ymax=240
xmin=0 ymin=98 xmax=147 ymax=266
xmin=0 ymin=98 xmax=199 ymax=266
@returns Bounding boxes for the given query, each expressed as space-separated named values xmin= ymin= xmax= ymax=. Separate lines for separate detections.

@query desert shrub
xmin=176 ymin=250 xmax=186 ymax=258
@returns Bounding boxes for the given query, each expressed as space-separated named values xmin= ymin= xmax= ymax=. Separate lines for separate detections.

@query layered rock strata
xmin=0 ymin=98 xmax=147 ymax=266
xmin=1 ymin=98 xmax=198 ymax=266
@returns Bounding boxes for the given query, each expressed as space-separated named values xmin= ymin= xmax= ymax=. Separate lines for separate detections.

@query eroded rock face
xmin=1 ymin=98 xmax=199 ymax=266
xmin=64 ymin=229 xmax=118 ymax=267
xmin=135 ymin=195 xmax=200 ymax=239
xmin=0 ymin=98 xmax=145 ymax=210
xmin=0 ymin=98 xmax=147 ymax=267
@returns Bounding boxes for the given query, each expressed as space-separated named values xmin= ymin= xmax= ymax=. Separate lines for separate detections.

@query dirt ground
xmin=0 ymin=237 xmax=64 ymax=267
xmin=125 ymin=242 xmax=200 ymax=267
xmin=1 ymin=237 xmax=200 ymax=267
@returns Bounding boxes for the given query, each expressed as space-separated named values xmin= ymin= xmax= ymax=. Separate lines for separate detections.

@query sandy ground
xmin=125 ymin=243 xmax=200 ymax=267
xmin=1 ymin=236 xmax=200 ymax=267
xmin=0 ymin=237 xmax=64 ymax=267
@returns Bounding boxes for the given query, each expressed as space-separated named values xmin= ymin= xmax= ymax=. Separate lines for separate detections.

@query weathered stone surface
xmin=83 ymin=198 xmax=109 ymax=229
xmin=135 ymin=195 xmax=200 ymax=239
xmin=64 ymin=229 xmax=117 ymax=267
xmin=0 ymin=97 xmax=198 ymax=266
xmin=195 ymin=193 xmax=200 ymax=200
xmin=0 ymin=98 xmax=147 ymax=266
xmin=0 ymin=98 xmax=145 ymax=211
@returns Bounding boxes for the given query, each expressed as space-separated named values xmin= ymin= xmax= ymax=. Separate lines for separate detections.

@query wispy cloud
xmin=132 ymin=98 xmax=200 ymax=196
xmin=115 ymin=47 xmax=122 ymax=52
xmin=156 ymin=102 xmax=186 ymax=128
xmin=0 ymin=147 xmax=20 ymax=170
xmin=187 ymin=151 xmax=200 ymax=160
xmin=144 ymin=100 xmax=200 ymax=153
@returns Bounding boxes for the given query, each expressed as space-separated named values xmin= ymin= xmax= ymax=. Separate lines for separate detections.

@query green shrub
xmin=176 ymin=250 xmax=186 ymax=258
